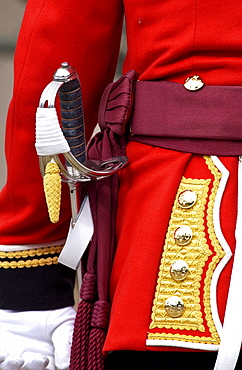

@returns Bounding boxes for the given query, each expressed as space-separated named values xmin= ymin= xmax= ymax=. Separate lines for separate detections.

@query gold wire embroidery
xmin=148 ymin=156 xmax=225 ymax=346
xmin=203 ymin=156 xmax=225 ymax=344
xmin=147 ymin=332 xmax=218 ymax=344
xmin=0 ymin=245 xmax=63 ymax=260
xmin=149 ymin=177 xmax=211 ymax=332
xmin=0 ymin=256 xmax=59 ymax=269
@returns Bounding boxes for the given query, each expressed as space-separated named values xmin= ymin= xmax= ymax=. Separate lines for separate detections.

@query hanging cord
xmin=69 ymin=70 xmax=138 ymax=370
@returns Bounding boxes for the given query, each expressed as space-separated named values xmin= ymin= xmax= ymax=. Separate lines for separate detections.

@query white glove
xmin=0 ymin=307 xmax=76 ymax=370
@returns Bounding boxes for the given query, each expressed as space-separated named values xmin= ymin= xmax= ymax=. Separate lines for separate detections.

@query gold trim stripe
xmin=0 ymin=256 xmax=59 ymax=269
xmin=148 ymin=332 xmax=219 ymax=344
xmin=203 ymin=156 xmax=225 ymax=343
xmin=0 ymin=245 xmax=63 ymax=260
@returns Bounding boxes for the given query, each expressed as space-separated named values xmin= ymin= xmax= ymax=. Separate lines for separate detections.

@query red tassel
xmin=70 ymin=272 xmax=97 ymax=370
xmin=87 ymin=300 xmax=110 ymax=370
xmin=88 ymin=328 xmax=106 ymax=370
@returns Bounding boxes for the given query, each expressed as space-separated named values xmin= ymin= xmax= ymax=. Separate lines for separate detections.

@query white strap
xmin=58 ymin=195 xmax=94 ymax=270
xmin=35 ymin=107 xmax=70 ymax=155
xmin=214 ymin=157 xmax=242 ymax=370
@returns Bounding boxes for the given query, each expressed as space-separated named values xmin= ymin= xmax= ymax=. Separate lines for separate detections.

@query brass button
xmin=184 ymin=75 xmax=204 ymax=91
xmin=174 ymin=225 xmax=193 ymax=246
xmin=178 ymin=190 xmax=197 ymax=209
xmin=170 ymin=259 xmax=189 ymax=281
xmin=165 ymin=296 xmax=185 ymax=318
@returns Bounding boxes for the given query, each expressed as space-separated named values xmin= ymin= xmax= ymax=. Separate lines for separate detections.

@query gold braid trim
xmin=203 ymin=156 xmax=225 ymax=344
xmin=0 ymin=245 xmax=63 ymax=259
xmin=147 ymin=332 xmax=219 ymax=344
xmin=0 ymin=256 xmax=59 ymax=269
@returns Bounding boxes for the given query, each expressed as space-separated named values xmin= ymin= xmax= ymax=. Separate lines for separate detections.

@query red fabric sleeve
xmin=0 ymin=0 xmax=123 ymax=245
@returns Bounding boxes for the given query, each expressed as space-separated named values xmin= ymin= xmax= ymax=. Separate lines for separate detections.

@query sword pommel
xmin=53 ymin=62 xmax=78 ymax=83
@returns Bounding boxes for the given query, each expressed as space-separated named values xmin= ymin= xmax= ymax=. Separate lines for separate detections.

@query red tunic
xmin=0 ymin=0 xmax=241 ymax=356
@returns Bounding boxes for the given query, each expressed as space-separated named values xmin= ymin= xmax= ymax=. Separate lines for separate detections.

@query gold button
xmin=184 ymin=75 xmax=204 ymax=91
xmin=170 ymin=259 xmax=189 ymax=281
xmin=178 ymin=190 xmax=197 ymax=209
xmin=165 ymin=296 xmax=185 ymax=318
xmin=174 ymin=225 xmax=193 ymax=246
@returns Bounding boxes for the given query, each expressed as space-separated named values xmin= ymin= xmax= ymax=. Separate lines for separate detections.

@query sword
xmin=36 ymin=62 xmax=127 ymax=225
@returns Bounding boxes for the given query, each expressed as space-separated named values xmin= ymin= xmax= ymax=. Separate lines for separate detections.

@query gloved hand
xmin=0 ymin=307 xmax=76 ymax=370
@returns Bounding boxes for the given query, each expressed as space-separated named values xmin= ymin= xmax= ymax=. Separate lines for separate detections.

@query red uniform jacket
xmin=0 ymin=0 xmax=242 ymax=355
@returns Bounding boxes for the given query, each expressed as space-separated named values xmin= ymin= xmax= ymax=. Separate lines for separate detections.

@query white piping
xmin=214 ymin=157 xmax=242 ymax=370
xmin=210 ymin=156 xmax=232 ymax=337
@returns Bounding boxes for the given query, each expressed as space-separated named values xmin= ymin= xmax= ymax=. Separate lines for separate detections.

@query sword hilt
xmin=37 ymin=62 xmax=128 ymax=183
xmin=54 ymin=63 xmax=86 ymax=225
xmin=52 ymin=62 xmax=86 ymax=164
xmin=59 ymin=78 xmax=86 ymax=163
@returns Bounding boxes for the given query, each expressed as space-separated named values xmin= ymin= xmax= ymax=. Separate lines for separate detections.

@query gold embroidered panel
xmin=147 ymin=156 xmax=225 ymax=346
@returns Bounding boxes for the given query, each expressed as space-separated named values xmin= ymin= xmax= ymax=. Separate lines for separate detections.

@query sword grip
xmin=59 ymin=79 xmax=86 ymax=163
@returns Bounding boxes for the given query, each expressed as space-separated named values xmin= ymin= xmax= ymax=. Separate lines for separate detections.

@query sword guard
xmin=37 ymin=62 xmax=128 ymax=182
xmin=39 ymin=154 xmax=127 ymax=182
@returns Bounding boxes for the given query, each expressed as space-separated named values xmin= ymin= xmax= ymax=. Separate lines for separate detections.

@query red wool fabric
xmin=0 ymin=0 xmax=242 ymax=360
